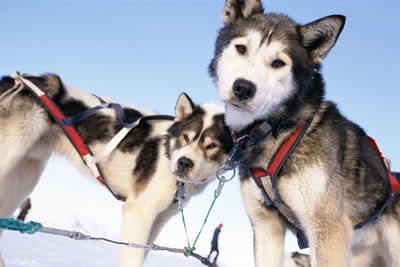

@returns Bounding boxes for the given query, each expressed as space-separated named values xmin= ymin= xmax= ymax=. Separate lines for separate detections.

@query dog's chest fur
xmin=237 ymin=100 xmax=391 ymax=227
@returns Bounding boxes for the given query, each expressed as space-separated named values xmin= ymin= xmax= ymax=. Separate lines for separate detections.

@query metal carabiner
xmin=215 ymin=165 xmax=237 ymax=197
xmin=216 ymin=165 xmax=236 ymax=183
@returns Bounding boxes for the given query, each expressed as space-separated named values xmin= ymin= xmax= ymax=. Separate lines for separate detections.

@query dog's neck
xmin=180 ymin=178 xmax=215 ymax=199
xmin=233 ymin=73 xmax=324 ymax=139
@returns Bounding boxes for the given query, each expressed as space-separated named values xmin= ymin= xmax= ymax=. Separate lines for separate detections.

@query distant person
xmin=207 ymin=223 xmax=223 ymax=266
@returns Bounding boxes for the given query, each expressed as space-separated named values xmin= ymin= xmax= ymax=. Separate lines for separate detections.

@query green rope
xmin=180 ymin=192 xmax=221 ymax=256
xmin=0 ymin=218 xmax=41 ymax=234
xmin=179 ymin=207 xmax=192 ymax=249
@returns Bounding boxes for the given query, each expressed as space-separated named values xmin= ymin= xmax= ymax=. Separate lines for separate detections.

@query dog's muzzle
xmin=232 ymin=79 xmax=256 ymax=102
xmin=176 ymin=156 xmax=194 ymax=176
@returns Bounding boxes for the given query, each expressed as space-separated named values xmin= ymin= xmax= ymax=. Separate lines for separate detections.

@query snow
xmin=0 ymin=157 xmax=225 ymax=267
xmin=0 ymin=156 xmax=306 ymax=267
xmin=1 ymin=231 xmax=203 ymax=267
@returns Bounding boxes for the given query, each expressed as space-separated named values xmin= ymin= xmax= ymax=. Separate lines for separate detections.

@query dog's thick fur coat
xmin=209 ymin=1 xmax=400 ymax=266
xmin=0 ymin=74 xmax=232 ymax=267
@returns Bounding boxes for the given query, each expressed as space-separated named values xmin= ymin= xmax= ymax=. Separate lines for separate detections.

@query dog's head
xmin=209 ymin=0 xmax=345 ymax=131
xmin=166 ymin=93 xmax=233 ymax=184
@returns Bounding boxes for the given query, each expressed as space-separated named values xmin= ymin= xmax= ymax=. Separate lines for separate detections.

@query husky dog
xmin=209 ymin=0 xmax=400 ymax=266
xmin=0 ymin=73 xmax=232 ymax=267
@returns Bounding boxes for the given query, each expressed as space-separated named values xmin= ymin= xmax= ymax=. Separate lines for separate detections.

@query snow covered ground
xmin=1 ymin=231 xmax=204 ymax=267
xmin=0 ymin=157 xmax=232 ymax=267
xmin=0 ymin=157 xmax=306 ymax=267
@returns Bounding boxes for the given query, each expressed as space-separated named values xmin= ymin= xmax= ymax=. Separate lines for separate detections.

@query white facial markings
xmin=216 ymin=31 xmax=263 ymax=103
xmin=215 ymin=30 xmax=296 ymax=131
xmin=170 ymin=103 xmax=225 ymax=183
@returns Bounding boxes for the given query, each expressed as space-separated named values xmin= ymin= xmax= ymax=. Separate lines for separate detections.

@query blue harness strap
xmin=14 ymin=75 xmax=174 ymax=202
xmin=62 ymin=104 xmax=109 ymax=126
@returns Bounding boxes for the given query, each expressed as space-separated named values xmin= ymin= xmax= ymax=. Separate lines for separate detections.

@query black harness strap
xmin=238 ymin=115 xmax=398 ymax=249
xmin=248 ymin=117 xmax=313 ymax=249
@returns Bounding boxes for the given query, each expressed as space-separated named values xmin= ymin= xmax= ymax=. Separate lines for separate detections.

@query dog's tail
xmin=0 ymin=73 xmax=64 ymax=115
xmin=1 ymin=73 xmax=63 ymax=98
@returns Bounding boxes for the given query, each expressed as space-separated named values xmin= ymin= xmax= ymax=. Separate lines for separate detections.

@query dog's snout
xmin=177 ymin=157 xmax=194 ymax=170
xmin=233 ymin=79 xmax=256 ymax=101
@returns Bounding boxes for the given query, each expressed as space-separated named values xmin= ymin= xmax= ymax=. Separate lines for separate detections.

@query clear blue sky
xmin=1 ymin=0 xmax=399 ymax=266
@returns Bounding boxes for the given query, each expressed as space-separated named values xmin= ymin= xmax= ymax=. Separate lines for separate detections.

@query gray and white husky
xmin=0 ymin=73 xmax=232 ymax=267
xmin=209 ymin=0 xmax=400 ymax=266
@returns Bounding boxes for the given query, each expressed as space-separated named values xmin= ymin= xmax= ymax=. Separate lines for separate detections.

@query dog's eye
xmin=206 ymin=142 xmax=217 ymax=150
xmin=182 ymin=134 xmax=189 ymax=143
xmin=271 ymin=59 xmax=286 ymax=68
xmin=235 ymin=44 xmax=247 ymax=55
xmin=181 ymin=134 xmax=190 ymax=144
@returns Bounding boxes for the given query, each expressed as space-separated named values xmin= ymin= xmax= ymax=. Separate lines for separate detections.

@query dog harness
xmin=231 ymin=116 xmax=400 ymax=249
xmin=10 ymin=72 xmax=174 ymax=202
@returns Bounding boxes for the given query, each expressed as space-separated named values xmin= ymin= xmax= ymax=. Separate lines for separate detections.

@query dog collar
xmin=231 ymin=120 xmax=278 ymax=143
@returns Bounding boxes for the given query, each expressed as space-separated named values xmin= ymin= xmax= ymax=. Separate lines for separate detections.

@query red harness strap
xmin=40 ymin=94 xmax=104 ymax=185
xmin=250 ymin=120 xmax=310 ymax=182
xmin=248 ymin=118 xmax=398 ymax=248
xmin=15 ymin=74 xmax=125 ymax=201
xmin=368 ymin=137 xmax=400 ymax=194
xmin=249 ymin=118 xmax=313 ymax=208
xmin=266 ymin=121 xmax=309 ymax=177
xmin=41 ymin=95 xmax=91 ymax=160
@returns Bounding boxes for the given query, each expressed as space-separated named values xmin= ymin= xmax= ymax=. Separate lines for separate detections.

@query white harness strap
xmin=11 ymin=73 xmax=45 ymax=96
xmin=11 ymin=72 xmax=134 ymax=168
xmin=6 ymin=72 xmax=174 ymax=201
xmin=86 ymin=119 xmax=141 ymax=165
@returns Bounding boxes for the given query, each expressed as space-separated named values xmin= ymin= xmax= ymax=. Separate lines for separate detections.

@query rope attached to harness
xmin=0 ymin=218 xmax=41 ymax=234
xmin=177 ymin=183 xmax=222 ymax=256
xmin=0 ymin=217 xmax=214 ymax=265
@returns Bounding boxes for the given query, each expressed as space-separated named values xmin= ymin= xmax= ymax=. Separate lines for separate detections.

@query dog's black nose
xmin=233 ymin=79 xmax=256 ymax=101
xmin=177 ymin=157 xmax=194 ymax=170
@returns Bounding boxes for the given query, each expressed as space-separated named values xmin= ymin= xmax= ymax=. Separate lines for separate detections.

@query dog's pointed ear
xmin=222 ymin=0 xmax=264 ymax=25
xmin=300 ymin=15 xmax=345 ymax=63
xmin=175 ymin=93 xmax=195 ymax=121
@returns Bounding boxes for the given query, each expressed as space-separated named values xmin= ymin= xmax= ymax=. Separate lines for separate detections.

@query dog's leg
xmin=0 ymin=157 xmax=45 ymax=266
xmin=351 ymin=246 xmax=379 ymax=267
xmin=379 ymin=216 xmax=400 ymax=266
xmin=307 ymin=215 xmax=353 ymax=267
xmin=0 ymin=157 xmax=45 ymax=218
xmin=252 ymin=212 xmax=286 ymax=267
xmin=120 ymin=197 xmax=157 ymax=267
xmin=144 ymin=204 xmax=179 ymax=259
xmin=241 ymin=179 xmax=286 ymax=267
xmin=0 ymin=103 xmax=50 ymax=177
